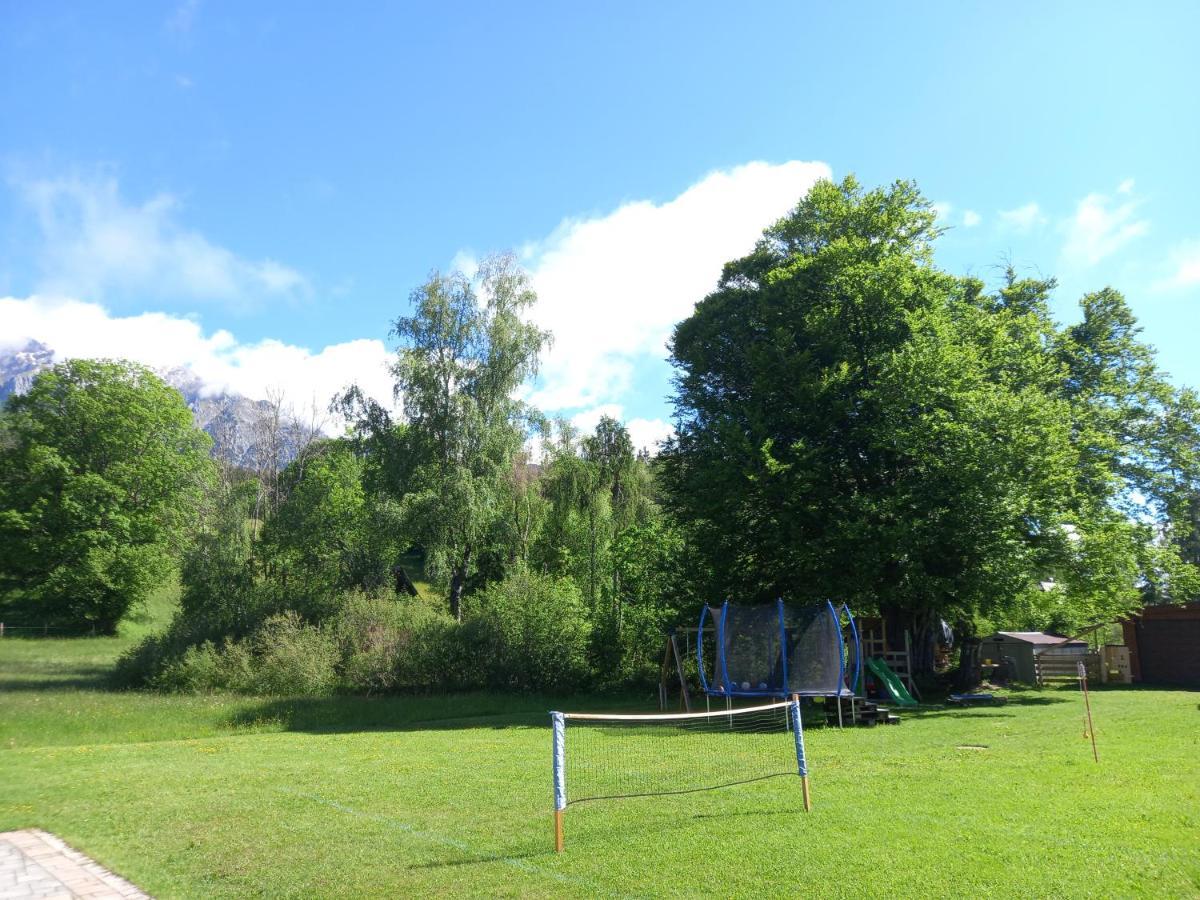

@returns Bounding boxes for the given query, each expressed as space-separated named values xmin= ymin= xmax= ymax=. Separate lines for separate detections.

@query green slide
xmin=865 ymin=657 xmax=918 ymax=707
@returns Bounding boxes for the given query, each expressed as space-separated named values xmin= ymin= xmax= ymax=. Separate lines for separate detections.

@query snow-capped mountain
xmin=0 ymin=340 xmax=316 ymax=467
xmin=0 ymin=340 xmax=55 ymax=401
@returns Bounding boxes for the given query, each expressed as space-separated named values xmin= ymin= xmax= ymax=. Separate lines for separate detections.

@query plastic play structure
xmin=864 ymin=656 xmax=918 ymax=707
xmin=659 ymin=601 xmax=922 ymax=726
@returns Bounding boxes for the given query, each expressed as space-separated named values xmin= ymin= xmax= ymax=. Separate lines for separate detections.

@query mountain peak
xmin=0 ymin=342 xmax=313 ymax=468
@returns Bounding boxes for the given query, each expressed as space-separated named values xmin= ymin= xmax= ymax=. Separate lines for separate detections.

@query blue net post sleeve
xmin=789 ymin=698 xmax=808 ymax=777
xmin=551 ymin=712 xmax=566 ymax=810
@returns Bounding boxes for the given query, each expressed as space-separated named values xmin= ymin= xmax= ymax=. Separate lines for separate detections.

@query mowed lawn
xmin=2 ymin=633 xmax=1198 ymax=897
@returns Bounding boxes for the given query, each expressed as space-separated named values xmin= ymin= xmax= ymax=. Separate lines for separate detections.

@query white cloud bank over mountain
xmin=0 ymin=295 xmax=394 ymax=416
xmin=1 ymin=160 xmax=832 ymax=451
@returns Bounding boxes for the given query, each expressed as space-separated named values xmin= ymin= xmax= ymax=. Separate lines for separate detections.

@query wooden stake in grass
xmin=554 ymin=809 xmax=564 ymax=853
xmin=1077 ymin=661 xmax=1099 ymax=763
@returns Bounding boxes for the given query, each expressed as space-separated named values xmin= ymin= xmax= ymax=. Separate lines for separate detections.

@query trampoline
xmin=697 ymin=600 xmax=861 ymax=713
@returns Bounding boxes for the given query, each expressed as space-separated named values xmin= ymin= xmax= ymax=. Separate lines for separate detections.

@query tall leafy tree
xmin=0 ymin=360 xmax=213 ymax=632
xmin=390 ymin=254 xmax=550 ymax=619
xmin=662 ymin=176 xmax=1197 ymax=666
xmin=261 ymin=440 xmax=402 ymax=596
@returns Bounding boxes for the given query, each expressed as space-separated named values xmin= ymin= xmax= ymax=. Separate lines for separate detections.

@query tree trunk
xmin=909 ymin=607 xmax=938 ymax=677
xmin=448 ymin=547 xmax=471 ymax=621
xmin=956 ymin=637 xmax=981 ymax=691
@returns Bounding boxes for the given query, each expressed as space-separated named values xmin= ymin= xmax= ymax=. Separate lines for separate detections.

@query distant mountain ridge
xmin=0 ymin=340 xmax=313 ymax=467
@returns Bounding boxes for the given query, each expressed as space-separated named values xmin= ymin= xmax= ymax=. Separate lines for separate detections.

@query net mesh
xmin=702 ymin=602 xmax=848 ymax=697
xmin=561 ymin=702 xmax=800 ymax=805
xmin=783 ymin=603 xmax=845 ymax=696
xmin=721 ymin=604 xmax=786 ymax=695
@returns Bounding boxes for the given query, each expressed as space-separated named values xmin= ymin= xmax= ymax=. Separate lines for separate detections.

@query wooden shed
xmin=1121 ymin=602 xmax=1200 ymax=688
xmin=979 ymin=632 xmax=1087 ymax=685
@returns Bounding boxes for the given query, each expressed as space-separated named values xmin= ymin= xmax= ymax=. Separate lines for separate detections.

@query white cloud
xmin=561 ymin=405 xmax=674 ymax=455
xmin=626 ymin=417 xmax=675 ymax=455
xmin=568 ymin=404 xmax=625 ymax=434
xmin=998 ymin=202 xmax=1046 ymax=233
xmin=12 ymin=173 xmax=308 ymax=308
xmin=1117 ymin=178 xmax=1135 ymax=195
xmin=0 ymin=295 xmax=393 ymax=427
xmin=962 ymin=209 xmax=981 ymax=228
xmin=519 ymin=160 xmax=831 ymax=412
xmin=1156 ymin=239 xmax=1200 ymax=290
xmin=931 ymin=201 xmax=953 ymax=222
xmin=1060 ymin=184 xmax=1148 ymax=268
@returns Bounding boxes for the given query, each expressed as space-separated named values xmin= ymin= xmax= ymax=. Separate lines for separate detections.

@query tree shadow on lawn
xmin=891 ymin=690 xmax=1074 ymax=719
xmin=224 ymin=692 xmax=652 ymax=735
xmin=226 ymin=690 xmax=1082 ymax=736
xmin=0 ymin=664 xmax=115 ymax=692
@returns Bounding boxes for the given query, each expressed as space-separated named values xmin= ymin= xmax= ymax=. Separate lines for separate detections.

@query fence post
xmin=0 ymin=622 xmax=4 ymax=638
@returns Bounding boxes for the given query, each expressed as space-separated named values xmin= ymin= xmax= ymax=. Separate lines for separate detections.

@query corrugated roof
xmin=994 ymin=631 xmax=1085 ymax=645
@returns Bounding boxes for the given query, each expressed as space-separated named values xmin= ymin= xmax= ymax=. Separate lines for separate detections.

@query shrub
xmin=465 ymin=570 xmax=591 ymax=692
xmin=331 ymin=591 xmax=452 ymax=693
xmin=152 ymin=639 xmax=254 ymax=693
xmin=249 ymin=611 xmax=340 ymax=696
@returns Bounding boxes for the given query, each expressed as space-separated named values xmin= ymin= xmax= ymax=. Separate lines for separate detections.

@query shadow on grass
xmin=406 ymin=851 xmax=544 ymax=871
xmin=0 ymin=673 xmax=114 ymax=691
xmin=223 ymin=693 xmax=653 ymax=734
xmin=0 ymin=663 xmax=116 ymax=692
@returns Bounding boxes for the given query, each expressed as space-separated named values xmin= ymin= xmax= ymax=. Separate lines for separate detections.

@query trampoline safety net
xmin=700 ymin=600 xmax=851 ymax=698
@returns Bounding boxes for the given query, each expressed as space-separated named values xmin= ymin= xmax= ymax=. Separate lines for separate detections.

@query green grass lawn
xmin=2 ymin=629 xmax=1198 ymax=898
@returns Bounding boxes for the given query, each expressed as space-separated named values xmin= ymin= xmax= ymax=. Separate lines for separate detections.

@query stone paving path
xmin=0 ymin=831 xmax=149 ymax=899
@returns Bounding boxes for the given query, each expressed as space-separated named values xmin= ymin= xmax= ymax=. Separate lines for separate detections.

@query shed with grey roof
xmin=979 ymin=631 xmax=1087 ymax=685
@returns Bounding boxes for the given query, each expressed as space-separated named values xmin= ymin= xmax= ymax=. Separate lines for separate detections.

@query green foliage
xmin=0 ymin=359 xmax=214 ymax=632
xmin=152 ymin=639 xmax=255 ymax=693
xmin=179 ymin=476 xmax=260 ymax=635
xmin=388 ymin=253 xmax=551 ymax=618
xmin=594 ymin=519 xmax=688 ymax=687
xmin=463 ymin=569 xmax=592 ymax=692
xmin=248 ymin=611 xmax=341 ymax=696
xmin=333 ymin=591 xmax=453 ymax=694
xmin=663 ymin=176 xmax=1200 ymax=646
xmin=262 ymin=441 xmax=404 ymax=595
xmin=148 ymin=611 xmax=340 ymax=695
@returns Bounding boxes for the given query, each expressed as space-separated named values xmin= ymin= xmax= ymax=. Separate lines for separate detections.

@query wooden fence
xmin=1035 ymin=650 xmax=1100 ymax=686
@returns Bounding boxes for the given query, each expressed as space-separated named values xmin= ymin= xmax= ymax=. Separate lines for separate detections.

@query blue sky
xmin=2 ymin=1 xmax=1198 ymax=448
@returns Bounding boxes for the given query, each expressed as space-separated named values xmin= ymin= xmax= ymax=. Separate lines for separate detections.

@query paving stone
xmin=0 ymin=833 xmax=149 ymax=900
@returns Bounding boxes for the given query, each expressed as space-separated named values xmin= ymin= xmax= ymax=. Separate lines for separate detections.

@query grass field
xmin=2 ymin=609 xmax=1198 ymax=898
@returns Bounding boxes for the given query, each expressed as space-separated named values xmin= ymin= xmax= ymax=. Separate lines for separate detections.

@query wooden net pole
xmin=1078 ymin=661 xmax=1099 ymax=763
xmin=554 ymin=809 xmax=564 ymax=853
